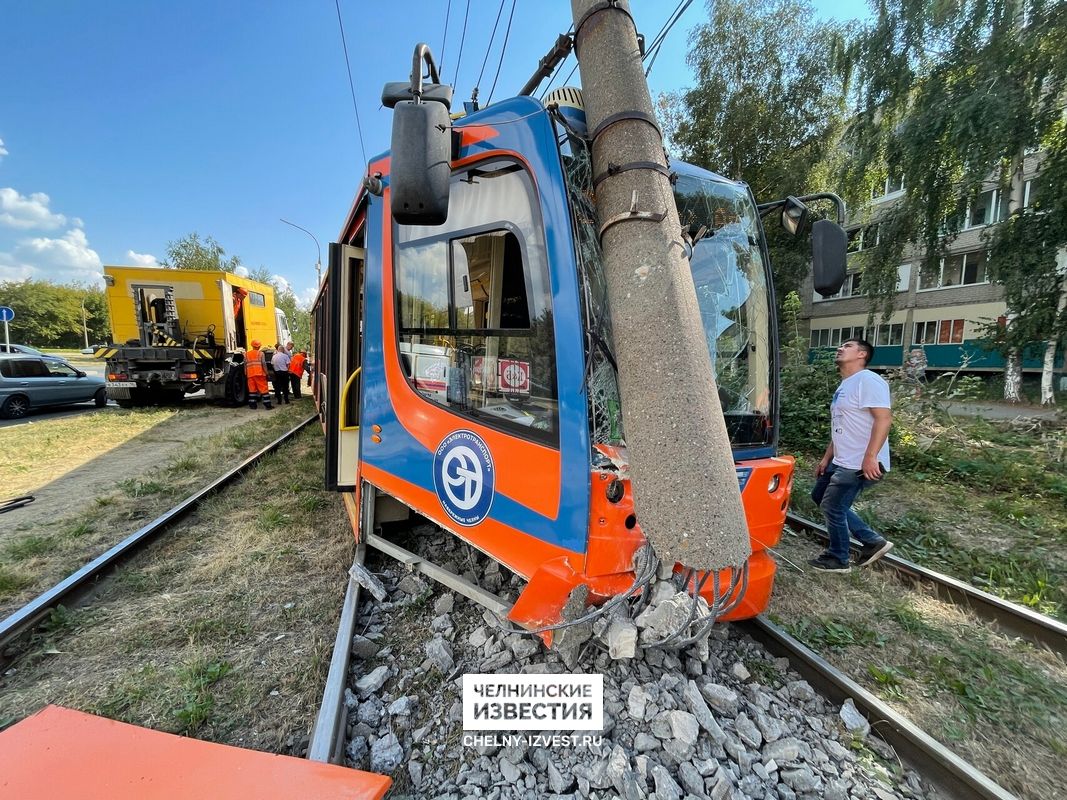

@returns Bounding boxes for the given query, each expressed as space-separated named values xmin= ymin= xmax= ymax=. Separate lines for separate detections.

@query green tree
xmin=659 ymin=0 xmax=854 ymax=302
xmin=161 ymin=232 xmax=242 ymax=272
xmin=841 ymin=0 xmax=1067 ymax=402
xmin=0 ymin=279 xmax=107 ymax=347
xmin=247 ymin=266 xmax=311 ymax=347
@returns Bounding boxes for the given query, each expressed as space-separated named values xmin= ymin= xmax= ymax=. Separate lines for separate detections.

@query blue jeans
xmin=811 ymin=463 xmax=884 ymax=562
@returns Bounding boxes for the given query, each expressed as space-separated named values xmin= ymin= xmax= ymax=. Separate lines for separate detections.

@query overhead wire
xmin=486 ymin=0 xmax=518 ymax=105
xmin=475 ymin=0 xmax=508 ymax=92
xmin=644 ymin=0 xmax=696 ymax=77
xmin=451 ymin=0 xmax=472 ymax=88
xmin=332 ymin=0 xmax=367 ymax=167
xmin=439 ymin=0 xmax=453 ymax=70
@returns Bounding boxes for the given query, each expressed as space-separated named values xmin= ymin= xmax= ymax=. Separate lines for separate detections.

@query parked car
xmin=0 ymin=354 xmax=108 ymax=419
xmin=0 ymin=343 xmax=45 ymax=356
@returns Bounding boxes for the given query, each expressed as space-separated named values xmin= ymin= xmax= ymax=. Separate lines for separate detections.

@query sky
xmin=0 ymin=0 xmax=869 ymax=307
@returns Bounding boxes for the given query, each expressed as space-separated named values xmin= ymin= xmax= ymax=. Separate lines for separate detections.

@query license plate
xmin=108 ymin=382 xmax=137 ymax=388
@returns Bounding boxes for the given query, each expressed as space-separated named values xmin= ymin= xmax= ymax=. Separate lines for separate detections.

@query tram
xmin=311 ymin=69 xmax=845 ymax=640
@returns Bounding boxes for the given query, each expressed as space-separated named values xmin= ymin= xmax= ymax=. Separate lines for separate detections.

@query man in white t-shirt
xmin=809 ymin=338 xmax=894 ymax=573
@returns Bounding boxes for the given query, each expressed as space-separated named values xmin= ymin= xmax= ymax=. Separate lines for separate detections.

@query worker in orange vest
xmin=288 ymin=347 xmax=309 ymax=399
xmin=244 ymin=340 xmax=272 ymax=409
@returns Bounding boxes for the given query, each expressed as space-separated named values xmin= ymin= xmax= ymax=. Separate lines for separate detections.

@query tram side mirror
xmin=390 ymin=100 xmax=451 ymax=225
xmin=811 ymin=219 xmax=848 ymax=297
xmin=780 ymin=196 xmax=810 ymax=237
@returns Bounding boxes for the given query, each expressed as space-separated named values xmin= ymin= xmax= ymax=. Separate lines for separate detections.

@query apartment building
xmin=799 ymin=151 xmax=1062 ymax=374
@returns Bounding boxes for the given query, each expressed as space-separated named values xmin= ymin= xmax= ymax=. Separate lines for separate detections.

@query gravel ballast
xmin=341 ymin=524 xmax=936 ymax=800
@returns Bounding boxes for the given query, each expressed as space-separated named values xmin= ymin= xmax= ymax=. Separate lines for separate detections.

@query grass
xmin=0 ymin=426 xmax=351 ymax=756
xmin=771 ymin=533 xmax=1067 ymax=800
xmin=4 ymin=534 xmax=60 ymax=561
xmin=0 ymin=407 xmax=180 ymax=498
xmin=0 ymin=401 xmax=313 ymax=614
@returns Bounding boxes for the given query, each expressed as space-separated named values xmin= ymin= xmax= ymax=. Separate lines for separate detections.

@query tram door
xmin=325 ymin=241 xmax=364 ymax=491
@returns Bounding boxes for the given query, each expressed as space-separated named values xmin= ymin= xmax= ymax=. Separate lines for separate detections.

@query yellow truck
xmin=98 ymin=266 xmax=293 ymax=406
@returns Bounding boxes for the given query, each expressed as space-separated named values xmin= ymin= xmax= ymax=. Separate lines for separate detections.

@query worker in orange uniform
xmin=244 ymin=340 xmax=273 ymax=409
xmin=288 ymin=347 xmax=309 ymax=399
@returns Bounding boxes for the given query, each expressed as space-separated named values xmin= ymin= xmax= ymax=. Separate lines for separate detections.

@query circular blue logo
xmin=433 ymin=430 xmax=495 ymax=527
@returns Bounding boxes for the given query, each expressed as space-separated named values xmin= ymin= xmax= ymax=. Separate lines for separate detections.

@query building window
xmin=817 ymin=271 xmax=863 ymax=301
xmin=918 ymin=251 xmax=987 ymax=290
xmin=1024 ymin=178 xmax=1045 ymax=210
xmin=875 ymin=323 xmax=903 ymax=346
xmin=249 ymin=291 xmax=266 ymax=307
xmin=913 ymin=319 xmax=965 ymax=345
xmin=395 ymin=160 xmax=558 ymax=445
xmin=810 ymin=326 xmax=866 ymax=347
xmin=846 ymin=225 xmax=880 ymax=253
xmin=872 ymin=171 xmax=905 ymax=200
xmin=964 ymin=189 xmax=1007 ymax=229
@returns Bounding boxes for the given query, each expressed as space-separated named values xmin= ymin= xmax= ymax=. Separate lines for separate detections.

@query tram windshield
xmin=672 ymin=168 xmax=773 ymax=447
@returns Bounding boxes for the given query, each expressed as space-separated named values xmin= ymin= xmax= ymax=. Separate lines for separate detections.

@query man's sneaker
xmin=856 ymin=540 xmax=894 ymax=568
xmin=809 ymin=553 xmax=851 ymax=573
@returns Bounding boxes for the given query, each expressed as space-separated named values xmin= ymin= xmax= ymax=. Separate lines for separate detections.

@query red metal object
xmin=0 ymin=705 xmax=392 ymax=800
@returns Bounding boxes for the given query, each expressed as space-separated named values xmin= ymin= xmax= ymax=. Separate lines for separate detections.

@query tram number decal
xmin=735 ymin=467 xmax=752 ymax=493
xmin=433 ymin=430 xmax=495 ymax=527
xmin=498 ymin=359 xmax=530 ymax=393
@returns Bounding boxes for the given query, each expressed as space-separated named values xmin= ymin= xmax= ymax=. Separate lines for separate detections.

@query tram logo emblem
xmin=434 ymin=430 xmax=495 ymax=526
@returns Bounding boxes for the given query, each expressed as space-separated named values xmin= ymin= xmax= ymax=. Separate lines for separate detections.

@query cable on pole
xmin=333 ymin=0 xmax=367 ymax=167
xmin=486 ymin=0 xmax=517 ymax=105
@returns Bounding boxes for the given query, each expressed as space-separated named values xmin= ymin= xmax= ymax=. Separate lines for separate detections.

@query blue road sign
xmin=0 ymin=306 xmax=13 ymax=323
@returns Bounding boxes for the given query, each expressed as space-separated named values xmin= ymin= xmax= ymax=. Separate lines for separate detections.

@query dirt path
xmin=6 ymin=406 xmax=259 ymax=533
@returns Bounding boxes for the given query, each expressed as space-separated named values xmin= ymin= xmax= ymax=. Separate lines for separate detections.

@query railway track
xmin=0 ymin=414 xmax=318 ymax=654
xmin=309 ymin=517 xmax=1021 ymax=799
xmin=785 ymin=511 xmax=1067 ymax=657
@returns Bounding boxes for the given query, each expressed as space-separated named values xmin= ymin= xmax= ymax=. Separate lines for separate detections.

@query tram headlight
xmin=767 ymin=473 xmax=781 ymax=493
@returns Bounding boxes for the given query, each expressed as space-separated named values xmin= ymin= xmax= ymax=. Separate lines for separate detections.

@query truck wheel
xmin=1 ymin=394 xmax=30 ymax=419
xmin=224 ymin=365 xmax=247 ymax=406
xmin=94 ymin=388 xmax=108 ymax=407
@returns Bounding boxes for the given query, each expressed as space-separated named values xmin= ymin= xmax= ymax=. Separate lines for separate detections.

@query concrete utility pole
xmin=570 ymin=0 xmax=749 ymax=571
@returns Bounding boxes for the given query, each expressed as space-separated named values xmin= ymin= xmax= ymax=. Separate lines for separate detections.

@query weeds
xmin=786 ymin=616 xmax=886 ymax=651
xmin=174 ymin=658 xmax=232 ymax=733
xmin=119 ymin=478 xmax=167 ymax=498
xmin=0 ymin=566 xmax=32 ymax=598
xmin=4 ymin=535 xmax=59 ymax=561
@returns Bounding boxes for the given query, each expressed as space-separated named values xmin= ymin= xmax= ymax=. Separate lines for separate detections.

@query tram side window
xmin=395 ymin=162 xmax=558 ymax=445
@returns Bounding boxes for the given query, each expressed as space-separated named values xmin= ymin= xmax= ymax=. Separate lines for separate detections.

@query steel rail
xmin=307 ymin=543 xmax=365 ymax=764
xmin=0 ymin=415 xmax=318 ymax=653
xmin=740 ymin=616 xmax=1019 ymax=800
xmin=786 ymin=511 xmax=1067 ymax=657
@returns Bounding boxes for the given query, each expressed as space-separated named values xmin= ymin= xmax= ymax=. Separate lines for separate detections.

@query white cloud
xmin=297 ymin=284 xmax=320 ymax=309
xmin=0 ymin=187 xmax=67 ymax=230
xmin=0 ymin=138 xmax=8 ymax=161
xmin=234 ymin=265 xmax=250 ymax=277
xmin=270 ymin=273 xmax=292 ymax=293
xmin=0 ymin=227 xmax=104 ymax=285
xmin=126 ymin=249 xmax=159 ymax=266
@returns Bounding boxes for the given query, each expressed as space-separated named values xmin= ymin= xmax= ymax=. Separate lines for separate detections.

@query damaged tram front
xmin=314 ymin=78 xmax=846 ymax=645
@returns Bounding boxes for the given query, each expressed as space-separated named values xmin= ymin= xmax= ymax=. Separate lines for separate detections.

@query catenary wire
xmin=476 ymin=0 xmax=508 ymax=92
xmin=486 ymin=0 xmax=517 ymax=105
xmin=452 ymin=0 xmax=472 ymax=88
xmin=333 ymin=0 xmax=367 ymax=167
xmin=644 ymin=0 xmax=696 ymax=77
xmin=439 ymin=0 xmax=453 ymax=70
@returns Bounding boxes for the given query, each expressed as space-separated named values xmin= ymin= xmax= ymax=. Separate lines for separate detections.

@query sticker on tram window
xmin=433 ymin=430 xmax=496 ymax=527
xmin=498 ymin=359 xmax=531 ymax=393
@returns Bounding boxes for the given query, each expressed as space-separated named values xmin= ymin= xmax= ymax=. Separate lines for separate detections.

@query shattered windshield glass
xmin=673 ymin=171 xmax=773 ymax=447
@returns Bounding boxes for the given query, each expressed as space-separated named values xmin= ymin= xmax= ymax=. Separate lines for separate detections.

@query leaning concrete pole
xmin=570 ymin=0 xmax=749 ymax=571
